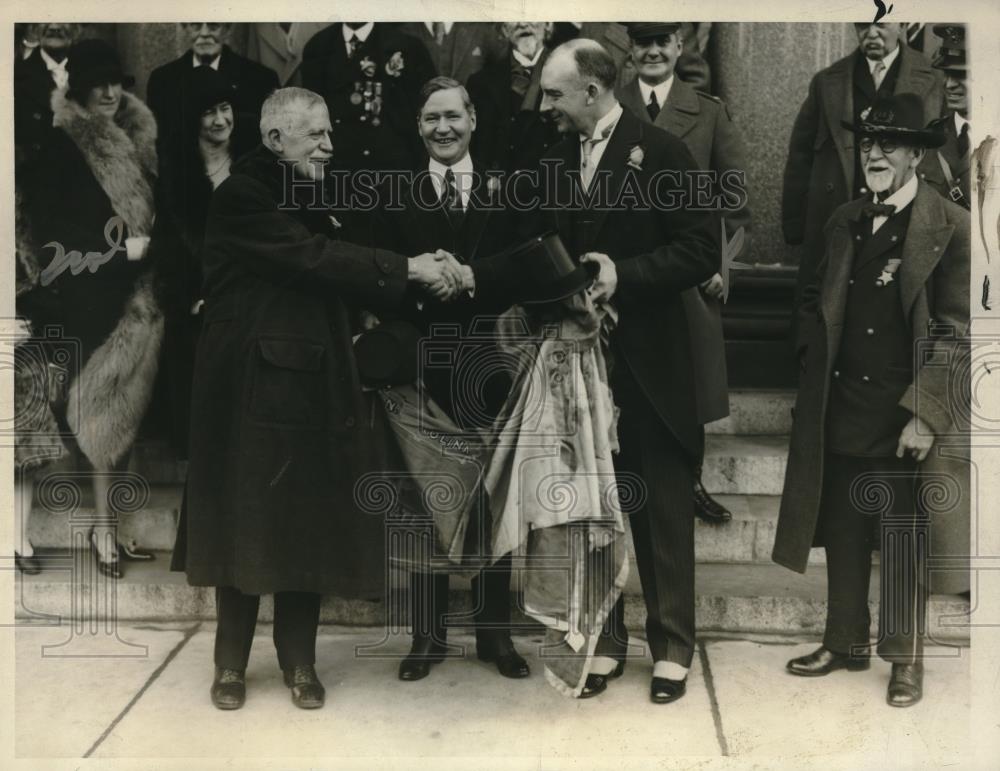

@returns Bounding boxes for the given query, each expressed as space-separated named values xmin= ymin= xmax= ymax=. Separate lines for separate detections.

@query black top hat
xmin=624 ymin=22 xmax=681 ymax=41
xmin=839 ymin=93 xmax=945 ymax=148
xmin=66 ymin=39 xmax=135 ymax=95
xmin=353 ymin=320 xmax=423 ymax=387
xmin=931 ymin=24 xmax=967 ymax=73
xmin=501 ymin=232 xmax=600 ymax=305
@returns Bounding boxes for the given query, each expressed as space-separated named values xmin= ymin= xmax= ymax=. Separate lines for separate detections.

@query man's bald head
xmin=540 ymin=38 xmax=618 ymax=135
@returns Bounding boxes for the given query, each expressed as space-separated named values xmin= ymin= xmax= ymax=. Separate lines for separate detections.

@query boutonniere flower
xmin=385 ymin=51 xmax=405 ymax=78
xmin=627 ymin=145 xmax=645 ymax=171
xmin=359 ymin=56 xmax=376 ymax=78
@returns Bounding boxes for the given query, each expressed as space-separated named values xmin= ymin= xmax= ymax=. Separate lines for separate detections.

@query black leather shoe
xmin=398 ymin=638 xmax=448 ymax=682
xmin=282 ymin=665 xmax=325 ymax=709
xmin=210 ymin=667 xmax=246 ymax=710
xmin=579 ymin=660 xmax=625 ymax=699
xmin=476 ymin=634 xmax=530 ymax=679
xmin=693 ymin=478 xmax=731 ymax=524
xmin=786 ymin=646 xmax=870 ymax=677
xmin=887 ymin=662 xmax=923 ymax=708
xmin=14 ymin=551 xmax=42 ymax=575
xmin=89 ymin=532 xmax=123 ymax=580
xmin=651 ymin=676 xmax=687 ymax=704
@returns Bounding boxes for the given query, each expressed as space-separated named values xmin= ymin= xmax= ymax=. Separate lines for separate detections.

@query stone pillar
xmin=714 ymin=23 xmax=857 ymax=266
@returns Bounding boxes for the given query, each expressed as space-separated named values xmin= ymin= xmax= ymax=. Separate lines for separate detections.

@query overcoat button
xmin=377 ymin=279 xmax=386 ymax=287
xmin=825 ymin=182 xmax=834 ymax=192
xmin=866 ymin=328 xmax=874 ymax=335
xmin=848 ymin=279 xmax=855 ymax=285
xmin=862 ymin=375 xmax=870 ymax=382
xmin=363 ymin=149 xmax=371 ymax=156
xmin=345 ymin=417 xmax=356 ymax=427
xmin=833 ymin=370 xmax=840 ymax=378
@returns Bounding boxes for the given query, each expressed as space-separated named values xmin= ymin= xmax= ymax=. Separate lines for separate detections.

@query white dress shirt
xmin=343 ymin=22 xmax=374 ymax=56
xmin=429 ymin=152 xmax=474 ymax=211
xmin=867 ymin=44 xmax=900 ymax=87
xmin=955 ymin=111 xmax=970 ymax=137
xmin=40 ymin=47 xmax=69 ymax=89
xmin=512 ymin=46 xmax=544 ymax=68
xmin=638 ymin=76 xmax=674 ymax=112
xmin=191 ymin=53 xmax=221 ymax=70
xmin=423 ymin=21 xmax=454 ymax=36
xmin=872 ymin=172 xmax=918 ymax=234
xmin=580 ymin=102 xmax=624 ymax=180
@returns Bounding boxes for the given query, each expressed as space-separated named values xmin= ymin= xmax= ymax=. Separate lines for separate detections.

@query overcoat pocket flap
xmin=257 ymin=338 xmax=325 ymax=371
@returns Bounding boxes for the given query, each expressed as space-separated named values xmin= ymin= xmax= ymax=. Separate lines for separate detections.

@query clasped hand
xmin=408 ymin=249 xmax=474 ymax=301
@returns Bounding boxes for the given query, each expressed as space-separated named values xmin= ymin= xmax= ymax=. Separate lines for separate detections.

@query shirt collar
xmin=637 ymin=76 xmax=674 ymax=108
xmin=343 ymin=22 xmax=374 ymax=44
xmin=867 ymin=43 xmax=900 ymax=74
xmin=511 ymin=46 xmax=544 ymax=68
xmin=429 ymin=152 xmax=474 ymax=181
xmin=877 ymin=171 xmax=919 ymax=211
xmin=39 ymin=47 xmax=67 ymax=73
xmin=582 ymin=101 xmax=624 ymax=143
xmin=192 ymin=52 xmax=221 ymax=70
xmin=423 ymin=21 xmax=454 ymax=36
xmin=955 ymin=112 xmax=970 ymax=134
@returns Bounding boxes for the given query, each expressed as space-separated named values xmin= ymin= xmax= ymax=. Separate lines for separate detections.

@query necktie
xmin=580 ymin=123 xmax=615 ymax=190
xmin=872 ymin=60 xmax=887 ymax=91
xmin=443 ymin=168 xmax=465 ymax=229
xmin=511 ymin=62 xmax=531 ymax=98
xmin=861 ymin=201 xmax=896 ymax=218
xmin=348 ymin=34 xmax=360 ymax=58
xmin=433 ymin=21 xmax=447 ymax=46
xmin=957 ymin=121 xmax=970 ymax=157
xmin=646 ymin=89 xmax=661 ymax=121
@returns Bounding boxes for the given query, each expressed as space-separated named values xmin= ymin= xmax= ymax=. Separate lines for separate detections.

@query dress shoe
xmin=210 ymin=667 xmax=246 ymax=710
xmin=282 ymin=665 xmax=325 ymax=709
xmin=578 ymin=660 xmax=625 ymax=699
xmin=89 ymin=532 xmax=123 ymax=580
xmin=398 ymin=638 xmax=448 ymax=682
xmin=650 ymin=676 xmax=687 ymax=704
xmin=693 ymin=478 xmax=731 ymax=524
xmin=14 ymin=551 xmax=42 ymax=575
xmin=786 ymin=646 xmax=870 ymax=677
xmin=887 ymin=662 xmax=923 ymax=708
xmin=476 ymin=633 xmax=530 ymax=679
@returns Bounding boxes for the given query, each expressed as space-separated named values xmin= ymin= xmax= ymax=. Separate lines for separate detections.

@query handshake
xmin=407 ymin=249 xmax=474 ymax=302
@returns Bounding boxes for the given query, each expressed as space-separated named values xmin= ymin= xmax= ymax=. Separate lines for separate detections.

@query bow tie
xmin=861 ymin=202 xmax=896 ymax=218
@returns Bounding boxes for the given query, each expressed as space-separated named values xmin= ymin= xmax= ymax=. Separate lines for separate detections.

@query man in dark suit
xmin=930 ymin=25 xmax=970 ymax=210
xmin=373 ymin=76 xmax=529 ymax=683
xmin=466 ymin=22 xmax=561 ymax=174
xmin=14 ymin=22 xmax=80 ymax=167
xmin=146 ymin=23 xmax=279 ymax=155
xmin=617 ymin=21 xmax=753 ymax=525
xmin=398 ymin=22 xmax=504 ymax=84
xmin=783 ymin=22 xmax=944 ymax=309
xmin=301 ymin=22 xmax=435 ymax=174
xmin=774 ymin=94 xmax=969 ymax=708
xmin=535 ymin=40 xmax=718 ymax=703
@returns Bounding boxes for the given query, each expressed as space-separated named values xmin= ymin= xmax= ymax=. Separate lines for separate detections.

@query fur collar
xmin=51 ymin=90 xmax=158 ymax=236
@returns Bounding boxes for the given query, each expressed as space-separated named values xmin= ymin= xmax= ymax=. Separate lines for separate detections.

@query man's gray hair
xmin=259 ymin=87 xmax=326 ymax=138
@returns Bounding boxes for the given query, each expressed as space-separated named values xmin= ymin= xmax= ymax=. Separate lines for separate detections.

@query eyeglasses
xmin=859 ymin=136 xmax=899 ymax=154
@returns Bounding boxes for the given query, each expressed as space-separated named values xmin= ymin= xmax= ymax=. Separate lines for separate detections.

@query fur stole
xmin=66 ymin=271 xmax=164 ymax=470
xmin=51 ymin=90 xmax=158 ymax=236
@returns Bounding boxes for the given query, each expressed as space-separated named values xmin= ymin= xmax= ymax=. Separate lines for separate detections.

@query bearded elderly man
xmin=171 ymin=87 xmax=465 ymax=711
xmin=536 ymin=39 xmax=718 ymax=704
xmin=773 ymin=94 xmax=970 ymax=709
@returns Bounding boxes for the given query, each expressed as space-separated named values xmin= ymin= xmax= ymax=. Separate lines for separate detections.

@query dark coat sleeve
xmin=782 ymin=73 xmax=822 ymax=246
xmin=204 ymin=174 xmax=410 ymax=311
xmin=614 ymin=135 xmax=720 ymax=301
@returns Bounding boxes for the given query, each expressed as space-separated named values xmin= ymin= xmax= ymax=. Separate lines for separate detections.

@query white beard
xmin=864 ymin=168 xmax=895 ymax=194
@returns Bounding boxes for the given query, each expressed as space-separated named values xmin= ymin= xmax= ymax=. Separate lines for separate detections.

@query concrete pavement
xmin=12 ymin=623 xmax=972 ymax=768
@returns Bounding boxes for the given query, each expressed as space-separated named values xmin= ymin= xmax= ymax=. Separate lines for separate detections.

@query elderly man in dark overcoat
xmin=773 ymin=94 xmax=970 ymax=708
xmin=171 ymin=87 xmax=465 ymax=711
xmin=534 ymin=40 xmax=718 ymax=703
xmin=782 ymin=22 xmax=944 ymax=310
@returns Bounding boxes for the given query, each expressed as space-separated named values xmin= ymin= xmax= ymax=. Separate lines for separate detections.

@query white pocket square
xmin=472 ymin=46 xmax=481 ymax=56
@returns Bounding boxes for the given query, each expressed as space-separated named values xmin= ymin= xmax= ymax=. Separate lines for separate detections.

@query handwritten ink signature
xmin=872 ymin=0 xmax=894 ymax=24
xmin=40 ymin=216 xmax=127 ymax=286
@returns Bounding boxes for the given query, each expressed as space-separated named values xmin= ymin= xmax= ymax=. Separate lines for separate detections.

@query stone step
xmin=14 ymin=555 xmax=968 ymax=642
xmin=705 ymin=389 xmax=795 ymax=435
xmin=27 ymin=492 xmax=811 ymax=565
xmin=702 ymin=434 xmax=788 ymax=496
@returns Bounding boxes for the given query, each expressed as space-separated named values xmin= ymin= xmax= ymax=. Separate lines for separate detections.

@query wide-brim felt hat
xmin=624 ymin=22 xmax=681 ymax=41
xmin=66 ymin=39 xmax=135 ymax=93
xmin=353 ymin=320 xmax=423 ymax=387
xmin=184 ymin=66 xmax=240 ymax=117
xmin=498 ymin=232 xmax=600 ymax=305
xmin=839 ymin=93 xmax=946 ymax=148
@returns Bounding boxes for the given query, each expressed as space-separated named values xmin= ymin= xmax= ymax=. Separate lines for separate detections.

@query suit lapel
xmin=821 ymin=54 xmax=855 ymax=191
xmin=658 ymin=79 xmax=699 ymax=138
xmin=898 ymin=184 xmax=955 ymax=324
xmin=854 ymin=217 xmax=902 ymax=272
xmin=257 ymin=24 xmax=294 ymax=62
xmin=895 ymin=46 xmax=936 ymax=111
